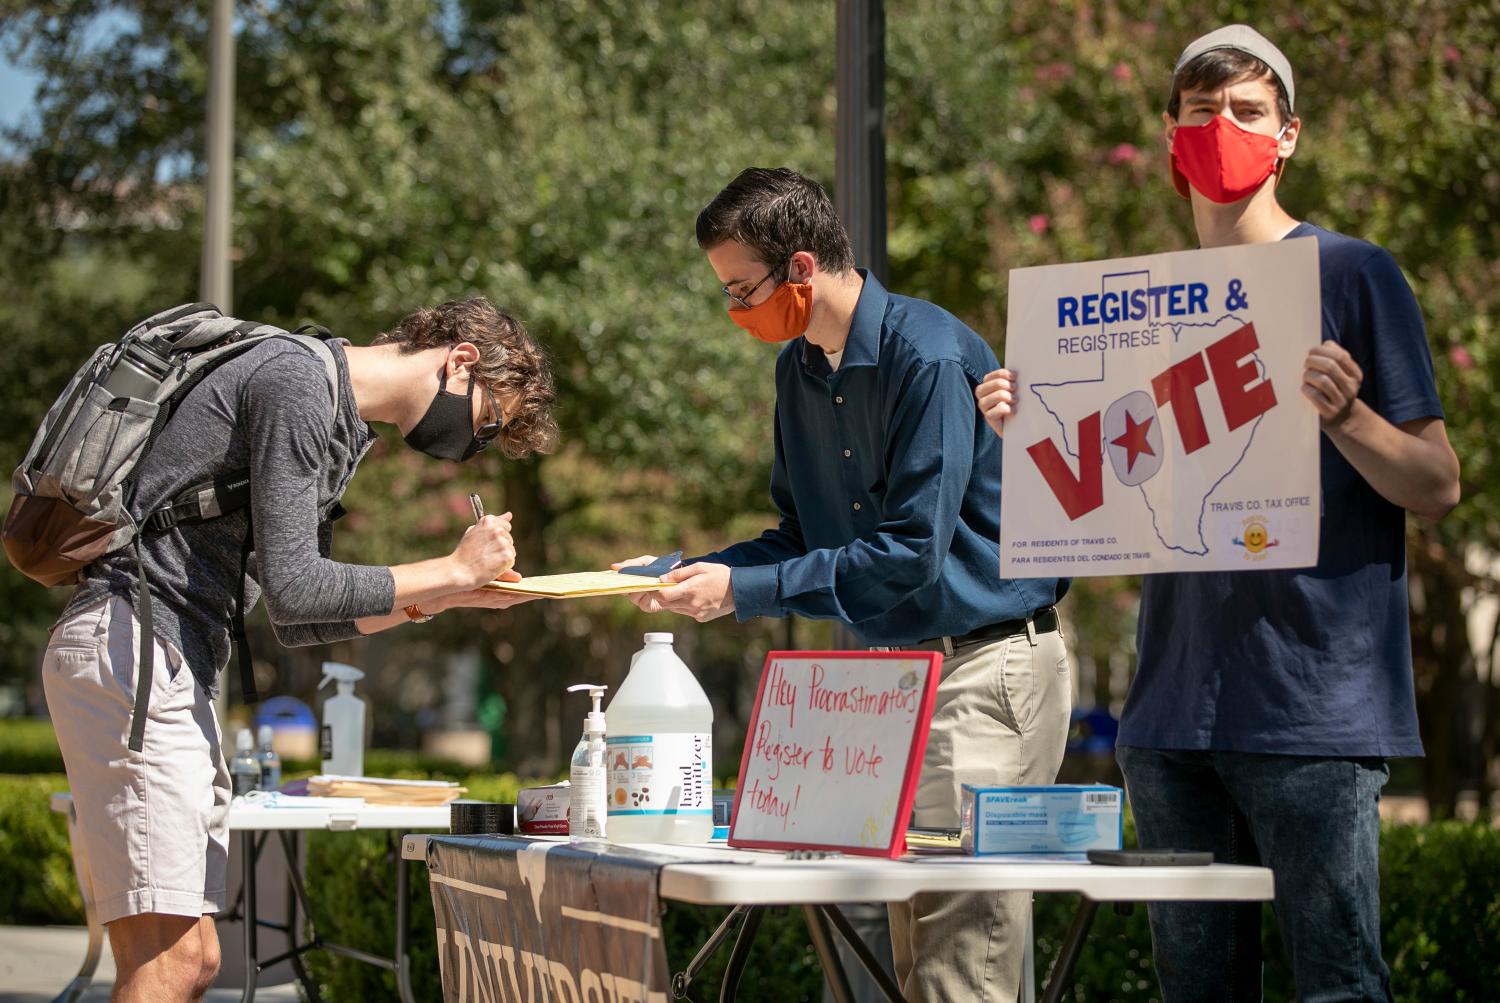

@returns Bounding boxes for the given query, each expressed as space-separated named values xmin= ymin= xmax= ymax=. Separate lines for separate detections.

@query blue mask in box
xmin=1056 ymin=810 xmax=1100 ymax=847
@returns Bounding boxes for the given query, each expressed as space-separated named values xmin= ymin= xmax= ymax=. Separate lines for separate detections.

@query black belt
xmin=895 ymin=606 xmax=1060 ymax=654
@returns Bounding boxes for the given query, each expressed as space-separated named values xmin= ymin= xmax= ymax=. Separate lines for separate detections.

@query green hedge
xmin=0 ymin=718 xmax=64 ymax=774
xmin=0 ymin=773 xmax=84 ymax=925
xmin=5 ymin=770 xmax=1496 ymax=1000
xmin=299 ymin=773 xmax=524 ymax=1000
xmin=0 ymin=718 xmax=491 ymax=779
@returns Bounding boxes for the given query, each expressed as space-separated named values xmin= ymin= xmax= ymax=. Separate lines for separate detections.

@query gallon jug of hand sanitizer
xmin=606 ymin=633 xmax=713 ymax=844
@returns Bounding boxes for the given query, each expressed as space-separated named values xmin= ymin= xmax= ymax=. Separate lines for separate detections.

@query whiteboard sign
xmin=729 ymin=650 xmax=942 ymax=858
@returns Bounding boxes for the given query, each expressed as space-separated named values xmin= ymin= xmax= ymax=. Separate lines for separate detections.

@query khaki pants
xmin=888 ymin=625 xmax=1073 ymax=1002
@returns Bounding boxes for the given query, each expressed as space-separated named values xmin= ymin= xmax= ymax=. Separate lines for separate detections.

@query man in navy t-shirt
xmin=977 ymin=24 xmax=1460 ymax=1003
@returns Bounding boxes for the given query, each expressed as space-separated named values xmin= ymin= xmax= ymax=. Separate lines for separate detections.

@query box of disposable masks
xmin=960 ymin=784 xmax=1123 ymax=855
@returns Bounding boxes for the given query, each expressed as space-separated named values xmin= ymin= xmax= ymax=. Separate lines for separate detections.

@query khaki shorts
xmin=42 ymin=597 xmax=230 ymax=925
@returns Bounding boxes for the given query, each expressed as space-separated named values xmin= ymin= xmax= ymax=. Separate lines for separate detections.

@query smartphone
xmin=1087 ymin=848 xmax=1213 ymax=866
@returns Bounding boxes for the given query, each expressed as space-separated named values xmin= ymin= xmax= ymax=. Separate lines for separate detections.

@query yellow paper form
xmin=481 ymin=570 xmax=665 ymax=598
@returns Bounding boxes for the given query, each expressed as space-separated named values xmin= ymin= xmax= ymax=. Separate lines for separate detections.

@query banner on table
xmin=427 ymin=835 xmax=670 ymax=1003
xmin=1001 ymin=237 xmax=1322 ymax=577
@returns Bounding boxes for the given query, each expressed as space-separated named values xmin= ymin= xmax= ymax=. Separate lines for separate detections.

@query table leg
xmin=718 ymin=906 xmax=764 ymax=1003
xmin=240 ymin=832 xmax=260 ymax=1003
xmin=396 ymin=848 xmax=415 ymax=1003
xmin=51 ymin=803 xmax=102 ymax=1003
xmin=803 ymin=906 xmax=855 ymax=1003
xmin=1038 ymin=896 xmax=1100 ymax=1003
xmin=1021 ymin=896 xmax=1036 ymax=1003
xmin=279 ymin=832 xmax=323 ymax=1003
xmin=818 ymin=906 xmax=903 ymax=1003
xmin=671 ymin=905 xmax=748 ymax=1001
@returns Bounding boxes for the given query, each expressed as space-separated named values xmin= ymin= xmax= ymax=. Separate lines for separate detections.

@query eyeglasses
xmin=472 ymin=380 xmax=505 ymax=453
xmin=721 ymin=258 xmax=790 ymax=310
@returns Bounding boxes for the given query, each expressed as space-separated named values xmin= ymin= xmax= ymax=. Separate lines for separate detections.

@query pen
xmin=469 ymin=493 xmax=485 ymax=522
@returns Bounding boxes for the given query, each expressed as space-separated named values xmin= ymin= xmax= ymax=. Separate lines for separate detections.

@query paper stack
xmin=306 ymin=774 xmax=467 ymax=806
xmin=482 ymin=570 xmax=664 ymax=598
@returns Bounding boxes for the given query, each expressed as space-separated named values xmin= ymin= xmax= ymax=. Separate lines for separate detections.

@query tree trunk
xmin=495 ymin=458 xmax=567 ymax=776
xmin=1409 ymin=528 xmax=1474 ymax=820
xmin=1480 ymin=612 xmax=1500 ymax=820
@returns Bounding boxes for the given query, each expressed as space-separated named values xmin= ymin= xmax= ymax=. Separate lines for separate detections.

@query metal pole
xmin=835 ymin=0 xmax=888 ymax=285
xmin=203 ymin=0 xmax=235 ymax=731
xmin=201 ymin=0 xmax=234 ymax=312
xmin=831 ymin=26 xmax=899 ymax=1003
xmin=833 ymin=0 xmax=886 ymax=656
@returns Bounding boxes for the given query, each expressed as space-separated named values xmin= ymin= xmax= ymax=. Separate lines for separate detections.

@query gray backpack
xmin=4 ymin=302 xmax=339 ymax=751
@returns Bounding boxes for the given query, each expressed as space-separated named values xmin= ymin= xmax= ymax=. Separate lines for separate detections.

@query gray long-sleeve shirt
xmin=63 ymin=337 xmax=396 ymax=696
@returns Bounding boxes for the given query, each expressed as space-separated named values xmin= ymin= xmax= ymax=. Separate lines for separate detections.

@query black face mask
xmin=404 ymin=365 xmax=487 ymax=462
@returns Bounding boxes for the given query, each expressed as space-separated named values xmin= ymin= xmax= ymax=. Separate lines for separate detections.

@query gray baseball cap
xmin=1172 ymin=24 xmax=1295 ymax=112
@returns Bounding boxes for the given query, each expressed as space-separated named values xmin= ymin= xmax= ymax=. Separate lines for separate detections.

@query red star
xmin=1111 ymin=410 xmax=1156 ymax=474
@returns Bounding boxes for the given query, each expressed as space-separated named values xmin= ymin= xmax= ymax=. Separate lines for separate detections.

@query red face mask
xmin=1170 ymin=115 xmax=1287 ymax=204
xmin=728 ymin=279 xmax=814 ymax=344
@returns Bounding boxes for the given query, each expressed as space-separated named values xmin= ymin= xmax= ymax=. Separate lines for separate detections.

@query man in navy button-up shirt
xmin=620 ymin=168 xmax=1072 ymax=1001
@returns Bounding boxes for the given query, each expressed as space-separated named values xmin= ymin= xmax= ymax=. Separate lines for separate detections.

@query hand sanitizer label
xmin=605 ymin=734 xmax=713 ymax=816
xmin=570 ymin=764 xmax=607 ymax=838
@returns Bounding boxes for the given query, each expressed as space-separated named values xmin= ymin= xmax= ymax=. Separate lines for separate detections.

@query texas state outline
xmin=1028 ymin=313 xmax=1267 ymax=556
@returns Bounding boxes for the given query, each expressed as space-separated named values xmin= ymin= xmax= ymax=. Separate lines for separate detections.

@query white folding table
xmin=51 ymin=792 xmax=449 ymax=1003
xmin=403 ymin=834 xmax=1275 ymax=1003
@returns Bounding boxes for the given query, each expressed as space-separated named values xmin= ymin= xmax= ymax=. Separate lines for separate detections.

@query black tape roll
xmin=450 ymin=800 xmax=516 ymax=835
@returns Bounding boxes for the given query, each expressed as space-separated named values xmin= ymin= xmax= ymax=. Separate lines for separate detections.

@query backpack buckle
xmin=143 ymin=507 xmax=180 ymax=533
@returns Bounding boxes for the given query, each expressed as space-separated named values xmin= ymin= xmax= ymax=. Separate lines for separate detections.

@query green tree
xmin=0 ymin=0 xmax=839 ymax=768
xmin=2 ymin=0 xmax=1495 ymax=805
xmin=886 ymin=0 xmax=1500 ymax=813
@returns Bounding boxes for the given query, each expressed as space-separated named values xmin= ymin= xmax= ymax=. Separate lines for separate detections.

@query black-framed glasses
xmin=472 ymin=381 xmax=505 ymax=452
xmin=721 ymin=258 xmax=790 ymax=310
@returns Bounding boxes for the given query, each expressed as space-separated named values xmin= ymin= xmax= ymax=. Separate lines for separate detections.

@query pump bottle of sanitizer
xmin=567 ymin=684 xmax=609 ymax=841
xmin=319 ymin=662 xmax=366 ymax=777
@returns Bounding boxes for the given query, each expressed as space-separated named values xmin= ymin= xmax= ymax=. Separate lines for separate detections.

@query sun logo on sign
xmin=1232 ymin=517 xmax=1279 ymax=561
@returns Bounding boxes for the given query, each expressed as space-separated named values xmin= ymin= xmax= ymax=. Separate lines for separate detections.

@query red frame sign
xmin=728 ymin=650 xmax=943 ymax=859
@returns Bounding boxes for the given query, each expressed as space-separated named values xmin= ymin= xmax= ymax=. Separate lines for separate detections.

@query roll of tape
xmin=450 ymin=800 xmax=516 ymax=835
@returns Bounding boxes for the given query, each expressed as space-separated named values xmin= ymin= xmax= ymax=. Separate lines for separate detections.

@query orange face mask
xmin=728 ymin=280 xmax=814 ymax=343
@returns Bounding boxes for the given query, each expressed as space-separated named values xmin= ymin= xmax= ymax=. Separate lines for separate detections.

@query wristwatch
xmin=404 ymin=604 xmax=436 ymax=624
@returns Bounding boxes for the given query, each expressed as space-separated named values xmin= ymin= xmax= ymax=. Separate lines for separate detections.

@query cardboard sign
xmin=1001 ymin=238 xmax=1322 ymax=576
xmin=729 ymin=650 xmax=941 ymax=858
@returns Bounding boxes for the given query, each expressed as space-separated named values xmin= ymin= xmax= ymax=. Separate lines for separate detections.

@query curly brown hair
xmin=374 ymin=297 xmax=559 ymax=459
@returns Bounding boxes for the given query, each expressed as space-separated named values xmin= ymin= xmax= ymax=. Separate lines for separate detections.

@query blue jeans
xmin=1116 ymin=746 xmax=1392 ymax=1003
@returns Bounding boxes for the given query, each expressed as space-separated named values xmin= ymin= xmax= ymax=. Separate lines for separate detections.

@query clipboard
xmin=481 ymin=570 xmax=666 ymax=598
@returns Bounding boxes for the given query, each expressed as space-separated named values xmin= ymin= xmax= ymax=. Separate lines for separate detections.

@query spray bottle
xmin=567 ymin=684 xmax=609 ymax=840
xmin=319 ymin=662 xmax=366 ymax=777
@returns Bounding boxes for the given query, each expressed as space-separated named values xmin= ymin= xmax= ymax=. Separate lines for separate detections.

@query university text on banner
xmin=427 ymin=835 xmax=671 ymax=1003
xmin=1000 ymin=238 xmax=1322 ymax=576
